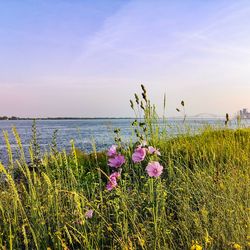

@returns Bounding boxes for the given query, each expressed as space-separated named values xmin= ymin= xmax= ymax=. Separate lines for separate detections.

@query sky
xmin=0 ymin=0 xmax=250 ymax=118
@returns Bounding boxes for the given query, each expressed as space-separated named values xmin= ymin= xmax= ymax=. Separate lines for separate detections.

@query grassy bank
xmin=0 ymin=88 xmax=249 ymax=249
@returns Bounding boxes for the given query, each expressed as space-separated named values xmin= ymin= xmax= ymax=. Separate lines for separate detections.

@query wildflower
xmin=148 ymin=146 xmax=161 ymax=156
xmin=106 ymin=181 xmax=116 ymax=191
xmin=107 ymin=145 xmax=117 ymax=157
xmin=109 ymin=171 xmax=121 ymax=179
xmin=190 ymin=241 xmax=202 ymax=250
xmin=138 ymin=237 xmax=145 ymax=247
xmin=132 ymin=147 xmax=146 ymax=163
xmin=106 ymin=178 xmax=118 ymax=191
xmin=108 ymin=154 xmax=125 ymax=168
xmin=146 ymin=161 xmax=163 ymax=177
xmin=106 ymin=172 xmax=120 ymax=191
xmin=85 ymin=209 xmax=94 ymax=219
xmin=232 ymin=243 xmax=242 ymax=250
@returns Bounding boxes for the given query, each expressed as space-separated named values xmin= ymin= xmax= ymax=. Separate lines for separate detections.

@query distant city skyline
xmin=0 ymin=0 xmax=250 ymax=118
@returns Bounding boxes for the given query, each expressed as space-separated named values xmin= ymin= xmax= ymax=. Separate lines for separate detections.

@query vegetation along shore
xmin=0 ymin=86 xmax=249 ymax=249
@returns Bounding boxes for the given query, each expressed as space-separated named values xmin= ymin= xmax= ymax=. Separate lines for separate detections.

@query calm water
xmin=0 ymin=118 xmax=249 ymax=163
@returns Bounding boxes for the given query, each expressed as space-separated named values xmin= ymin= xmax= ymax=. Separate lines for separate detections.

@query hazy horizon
xmin=0 ymin=0 xmax=250 ymax=118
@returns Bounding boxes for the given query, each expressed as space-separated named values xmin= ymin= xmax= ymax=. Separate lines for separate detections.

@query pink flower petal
xmin=107 ymin=145 xmax=117 ymax=157
xmin=132 ymin=147 xmax=147 ymax=163
xmin=146 ymin=161 xmax=163 ymax=178
xmin=148 ymin=146 xmax=161 ymax=156
xmin=108 ymin=154 xmax=125 ymax=168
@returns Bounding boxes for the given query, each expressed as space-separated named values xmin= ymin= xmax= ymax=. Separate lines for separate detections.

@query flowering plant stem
xmin=149 ymin=178 xmax=159 ymax=248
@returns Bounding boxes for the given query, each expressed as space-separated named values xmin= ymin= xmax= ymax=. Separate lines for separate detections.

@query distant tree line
xmin=0 ymin=116 xmax=132 ymax=120
xmin=0 ymin=116 xmax=19 ymax=120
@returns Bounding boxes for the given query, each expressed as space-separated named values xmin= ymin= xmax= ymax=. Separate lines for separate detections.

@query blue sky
xmin=0 ymin=0 xmax=250 ymax=117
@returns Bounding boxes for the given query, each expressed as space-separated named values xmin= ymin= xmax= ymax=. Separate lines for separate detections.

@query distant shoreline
xmin=0 ymin=117 xmax=134 ymax=121
xmin=0 ymin=116 xmax=227 ymax=121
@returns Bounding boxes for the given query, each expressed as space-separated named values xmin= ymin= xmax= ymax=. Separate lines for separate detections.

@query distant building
xmin=239 ymin=108 xmax=250 ymax=119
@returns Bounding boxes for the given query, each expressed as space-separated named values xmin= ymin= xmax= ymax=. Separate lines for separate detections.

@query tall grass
xmin=0 ymin=86 xmax=249 ymax=249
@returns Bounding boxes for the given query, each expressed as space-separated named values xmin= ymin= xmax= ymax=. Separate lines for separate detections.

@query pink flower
xmin=148 ymin=146 xmax=161 ymax=156
xmin=146 ymin=161 xmax=163 ymax=177
xmin=132 ymin=147 xmax=147 ymax=163
xmin=85 ymin=209 xmax=94 ymax=219
xmin=106 ymin=172 xmax=121 ymax=191
xmin=107 ymin=145 xmax=117 ymax=157
xmin=106 ymin=181 xmax=117 ymax=191
xmin=108 ymin=154 xmax=125 ymax=168
xmin=106 ymin=177 xmax=118 ymax=191
xmin=110 ymin=172 xmax=121 ymax=179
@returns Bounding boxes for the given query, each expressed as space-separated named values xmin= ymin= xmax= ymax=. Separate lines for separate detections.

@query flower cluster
xmin=105 ymin=141 xmax=164 ymax=191
xmin=132 ymin=143 xmax=163 ymax=177
xmin=106 ymin=145 xmax=125 ymax=191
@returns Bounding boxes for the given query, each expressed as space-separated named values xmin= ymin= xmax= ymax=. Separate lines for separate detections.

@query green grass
xmin=0 ymin=87 xmax=249 ymax=250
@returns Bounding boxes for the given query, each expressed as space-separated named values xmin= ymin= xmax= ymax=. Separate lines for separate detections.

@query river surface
xmin=0 ymin=118 xmax=249 ymax=163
